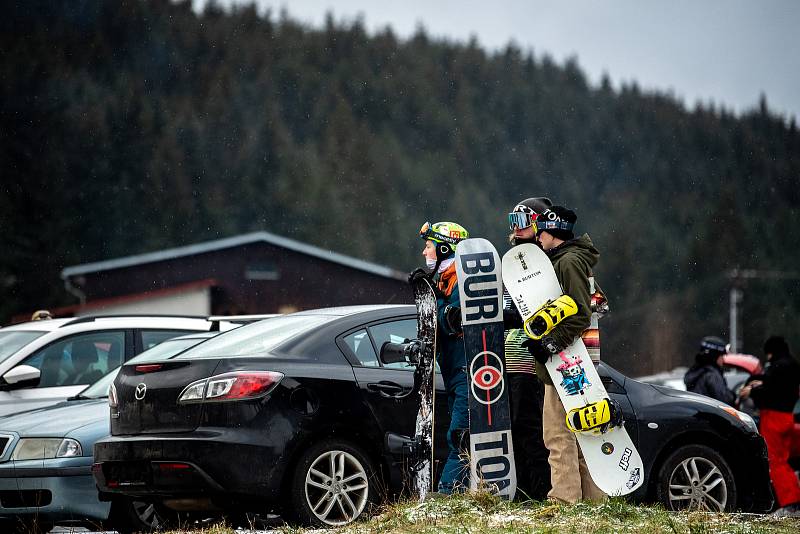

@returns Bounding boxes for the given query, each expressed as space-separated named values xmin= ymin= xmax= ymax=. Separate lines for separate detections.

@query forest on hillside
xmin=2 ymin=0 xmax=799 ymax=375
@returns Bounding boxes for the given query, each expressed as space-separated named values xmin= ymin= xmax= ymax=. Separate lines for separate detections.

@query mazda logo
xmin=135 ymin=383 xmax=147 ymax=400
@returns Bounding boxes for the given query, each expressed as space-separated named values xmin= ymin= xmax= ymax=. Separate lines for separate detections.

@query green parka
xmin=535 ymin=234 xmax=600 ymax=384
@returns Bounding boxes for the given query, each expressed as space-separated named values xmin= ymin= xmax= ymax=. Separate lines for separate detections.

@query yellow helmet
xmin=419 ymin=221 xmax=469 ymax=260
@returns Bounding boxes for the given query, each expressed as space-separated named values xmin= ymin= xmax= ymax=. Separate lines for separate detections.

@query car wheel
xmin=109 ymin=498 xmax=178 ymax=532
xmin=290 ymin=439 xmax=375 ymax=527
xmin=657 ymin=444 xmax=737 ymax=512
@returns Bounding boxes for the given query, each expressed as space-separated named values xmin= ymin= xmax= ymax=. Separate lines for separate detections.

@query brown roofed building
xmin=56 ymin=232 xmax=411 ymax=318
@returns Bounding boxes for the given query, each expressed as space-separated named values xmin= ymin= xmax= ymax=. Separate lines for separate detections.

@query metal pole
xmin=729 ymin=286 xmax=742 ymax=353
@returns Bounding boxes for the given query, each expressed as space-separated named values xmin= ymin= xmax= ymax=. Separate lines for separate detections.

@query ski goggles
xmin=536 ymin=219 xmax=575 ymax=234
xmin=508 ymin=211 xmax=535 ymax=231
xmin=419 ymin=222 xmax=460 ymax=245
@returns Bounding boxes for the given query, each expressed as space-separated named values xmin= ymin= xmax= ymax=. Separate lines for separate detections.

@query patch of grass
xmin=164 ymin=494 xmax=800 ymax=534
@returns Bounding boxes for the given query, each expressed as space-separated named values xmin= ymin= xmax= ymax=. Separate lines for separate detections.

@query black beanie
xmin=763 ymin=336 xmax=790 ymax=359
xmin=538 ymin=205 xmax=576 ymax=241
xmin=696 ymin=335 xmax=726 ymax=367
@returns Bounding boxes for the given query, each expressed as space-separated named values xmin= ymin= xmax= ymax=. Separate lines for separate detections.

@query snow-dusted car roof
xmin=292 ymin=304 xmax=413 ymax=317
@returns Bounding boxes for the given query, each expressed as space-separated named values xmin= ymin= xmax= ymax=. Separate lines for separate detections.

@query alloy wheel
xmin=304 ymin=449 xmax=369 ymax=526
xmin=131 ymin=500 xmax=164 ymax=530
xmin=668 ymin=456 xmax=728 ymax=511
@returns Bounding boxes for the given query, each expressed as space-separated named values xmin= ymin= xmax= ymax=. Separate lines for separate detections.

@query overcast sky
xmin=217 ymin=0 xmax=799 ymax=121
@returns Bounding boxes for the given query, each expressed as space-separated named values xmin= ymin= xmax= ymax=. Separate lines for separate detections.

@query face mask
xmin=426 ymin=257 xmax=437 ymax=269
xmin=438 ymin=258 xmax=455 ymax=273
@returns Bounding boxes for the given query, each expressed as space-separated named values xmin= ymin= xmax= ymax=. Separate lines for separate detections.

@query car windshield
xmin=77 ymin=337 xmax=214 ymax=399
xmin=126 ymin=336 xmax=212 ymax=365
xmin=79 ymin=368 xmax=120 ymax=399
xmin=0 ymin=331 xmax=47 ymax=364
xmin=176 ymin=315 xmax=332 ymax=359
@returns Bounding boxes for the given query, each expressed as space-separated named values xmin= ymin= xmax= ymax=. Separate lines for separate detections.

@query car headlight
xmin=11 ymin=438 xmax=83 ymax=460
xmin=720 ymin=405 xmax=759 ymax=434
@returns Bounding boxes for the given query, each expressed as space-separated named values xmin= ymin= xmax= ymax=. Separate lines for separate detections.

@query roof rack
xmin=60 ymin=314 xmax=209 ymax=327
xmin=207 ymin=314 xmax=278 ymax=322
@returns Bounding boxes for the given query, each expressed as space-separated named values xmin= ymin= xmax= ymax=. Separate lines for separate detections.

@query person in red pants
xmin=739 ymin=336 xmax=800 ymax=517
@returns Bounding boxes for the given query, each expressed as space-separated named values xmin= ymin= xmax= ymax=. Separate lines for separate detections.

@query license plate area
xmin=105 ymin=461 xmax=152 ymax=488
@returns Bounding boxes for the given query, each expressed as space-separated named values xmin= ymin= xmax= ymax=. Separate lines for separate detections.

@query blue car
xmin=0 ymin=332 xmax=218 ymax=532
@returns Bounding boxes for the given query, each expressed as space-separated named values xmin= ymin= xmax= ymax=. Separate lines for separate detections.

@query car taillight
xmin=134 ymin=364 xmax=163 ymax=373
xmin=177 ymin=371 xmax=283 ymax=404
xmin=108 ymin=382 xmax=118 ymax=408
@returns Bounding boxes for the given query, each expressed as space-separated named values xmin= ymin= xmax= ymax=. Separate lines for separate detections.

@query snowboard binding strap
xmin=523 ymin=294 xmax=578 ymax=340
xmin=565 ymin=398 xmax=624 ymax=434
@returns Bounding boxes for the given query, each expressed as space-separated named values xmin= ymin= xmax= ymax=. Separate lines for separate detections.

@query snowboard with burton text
xmin=455 ymin=238 xmax=517 ymax=500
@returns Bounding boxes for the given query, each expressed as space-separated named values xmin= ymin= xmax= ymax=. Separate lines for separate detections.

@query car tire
xmin=656 ymin=444 xmax=737 ymax=512
xmin=108 ymin=498 xmax=179 ymax=533
xmin=289 ymin=439 xmax=376 ymax=527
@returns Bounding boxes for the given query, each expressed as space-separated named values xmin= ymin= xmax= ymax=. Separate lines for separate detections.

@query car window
xmin=0 ymin=331 xmax=47 ymax=364
xmin=141 ymin=330 xmax=196 ymax=351
xmin=22 ymin=331 xmax=125 ymax=387
xmin=343 ymin=329 xmax=379 ymax=367
xmin=368 ymin=319 xmax=417 ymax=371
xmin=127 ymin=337 xmax=211 ymax=364
xmin=175 ymin=315 xmax=333 ymax=359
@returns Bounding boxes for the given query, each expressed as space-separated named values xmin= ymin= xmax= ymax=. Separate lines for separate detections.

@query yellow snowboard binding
xmin=523 ymin=294 xmax=578 ymax=340
xmin=565 ymin=398 xmax=624 ymax=434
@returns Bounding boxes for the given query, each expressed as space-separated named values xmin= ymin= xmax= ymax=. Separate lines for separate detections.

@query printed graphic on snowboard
xmin=502 ymin=243 xmax=644 ymax=496
xmin=455 ymin=238 xmax=516 ymax=500
xmin=555 ymin=351 xmax=591 ymax=395
xmin=469 ymin=348 xmax=505 ymax=405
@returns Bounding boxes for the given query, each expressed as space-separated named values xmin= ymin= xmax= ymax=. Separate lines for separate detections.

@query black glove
xmin=540 ymin=336 xmax=563 ymax=356
xmin=444 ymin=304 xmax=462 ymax=334
xmin=521 ymin=338 xmax=550 ymax=364
xmin=407 ymin=268 xmax=429 ymax=285
xmin=503 ymin=307 xmax=523 ymax=328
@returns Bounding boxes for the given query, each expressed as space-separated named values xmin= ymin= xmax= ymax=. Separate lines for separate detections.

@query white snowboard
xmin=502 ymin=243 xmax=644 ymax=496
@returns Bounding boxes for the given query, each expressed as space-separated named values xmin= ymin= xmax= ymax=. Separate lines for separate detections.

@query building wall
xmin=75 ymin=286 xmax=211 ymax=317
xmin=70 ymin=242 xmax=411 ymax=315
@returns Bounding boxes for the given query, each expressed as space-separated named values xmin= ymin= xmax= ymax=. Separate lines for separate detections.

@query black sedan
xmin=93 ymin=305 xmax=773 ymax=527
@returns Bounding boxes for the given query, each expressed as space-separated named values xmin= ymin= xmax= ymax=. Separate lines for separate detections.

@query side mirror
xmin=1 ymin=365 xmax=42 ymax=389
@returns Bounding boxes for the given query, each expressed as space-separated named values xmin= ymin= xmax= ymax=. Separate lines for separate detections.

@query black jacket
xmin=749 ymin=353 xmax=800 ymax=413
xmin=684 ymin=364 xmax=735 ymax=405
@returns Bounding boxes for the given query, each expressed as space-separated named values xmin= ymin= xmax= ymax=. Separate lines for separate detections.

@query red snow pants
xmin=759 ymin=409 xmax=800 ymax=507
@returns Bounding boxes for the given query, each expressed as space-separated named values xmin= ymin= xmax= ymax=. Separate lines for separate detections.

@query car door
xmin=0 ymin=329 xmax=131 ymax=417
xmin=340 ymin=318 xmax=449 ymax=462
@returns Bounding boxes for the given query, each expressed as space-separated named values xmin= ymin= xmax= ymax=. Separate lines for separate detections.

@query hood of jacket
xmin=546 ymin=234 xmax=599 ymax=268
xmin=684 ymin=364 xmax=719 ymax=391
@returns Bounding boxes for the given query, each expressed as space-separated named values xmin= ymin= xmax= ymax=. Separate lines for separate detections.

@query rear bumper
xmin=0 ymin=459 xmax=110 ymax=521
xmin=93 ymin=428 xmax=291 ymax=506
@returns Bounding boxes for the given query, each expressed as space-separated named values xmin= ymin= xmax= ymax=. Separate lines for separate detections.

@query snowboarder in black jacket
xmin=684 ymin=336 xmax=735 ymax=405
